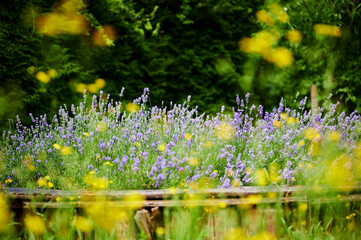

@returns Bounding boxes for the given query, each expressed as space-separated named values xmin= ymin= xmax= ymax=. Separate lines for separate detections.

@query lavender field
xmin=1 ymin=88 xmax=360 ymax=191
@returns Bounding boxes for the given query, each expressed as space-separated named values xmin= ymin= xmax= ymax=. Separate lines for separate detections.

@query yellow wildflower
xmin=218 ymin=201 xmax=227 ymax=209
xmin=273 ymin=120 xmax=282 ymax=128
xmin=205 ymin=141 xmax=213 ymax=148
xmin=247 ymin=194 xmax=263 ymax=204
xmin=169 ymin=187 xmax=177 ymax=195
xmin=286 ymin=29 xmax=302 ymax=43
xmin=125 ymin=103 xmax=140 ymax=113
xmin=36 ymin=71 xmax=50 ymax=83
xmin=96 ymin=121 xmax=108 ymax=132
xmin=304 ymin=127 xmax=321 ymax=141
xmin=123 ymin=191 xmax=146 ymax=210
xmin=256 ymin=10 xmax=274 ymax=26
xmin=269 ymin=3 xmax=289 ymax=23
xmin=255 ymin=169 xmax=267 ymax=186
xmin=269 ymin=162 xmax=280 ymax=183
xmin=53 ymin=143 xmax=61 ymax=150
xmin=87 ymin=83 xmax=98 ymax=93
xmin=47 ymin=69 xmax=58 ymax=78
xmin=47 ymin=182 xmax=54 ymax=188
xmin=314 ymin=24 xmax=342 ymax=37
xmin=76 ymin=83 xmax=87 ymax=93
xmin=298 ymin=140 xmax=305 ymax=146
xmin=83 ymin=132 xmax=89 ymax=137
xmin=158 ymin=144 xmax=166 ymax=151
xmin=94 ymin=78 xmax=106 ymax=88
xmin=286 ymin=117 xmax=298 ymax=124
xmin=298 ymin=203 xmax=308 ymax=212
xmin=24 ymin=215 xmax=46 ymax=234
xmin=75 ymin=216 xmax=93 ymax=232
xmin=44 ymin=176 xmax=50 ymax=181
xmin=328 ymin=131 xmax=341 ymax=141
xmin=61 ymin=146 xmax=72 ymax=155
xmin=156 ymin=227 xmax=165 ymax=235
xmin=225 ymin=228 xmax=247 ymax=240
xmin=266 ymin=47 xmax=294 ymax=67
xmin=184 ymin=133 xmax=192 ymax=141
xmin=188 ymin=157 xmax=199 ymax=166
xmin=37 ymin=178 xmax=47 ymax=187
xmin=0 ymin=193 xmax=10 ymax=231
xmin=215 ymin=123 xmax=234 ymax=140
xmin=280 ymin=112 xmax=287 ymax=120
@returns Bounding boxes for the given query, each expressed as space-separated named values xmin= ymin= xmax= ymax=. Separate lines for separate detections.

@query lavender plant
xmin=1 ymin=89 xmax=360 ymax=191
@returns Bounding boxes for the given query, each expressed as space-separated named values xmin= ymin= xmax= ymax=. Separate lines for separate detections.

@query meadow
xmin=0 ymin=88 xmax=360 ymax=239
xmin=1 ymin=0 xmax=361 ymax=239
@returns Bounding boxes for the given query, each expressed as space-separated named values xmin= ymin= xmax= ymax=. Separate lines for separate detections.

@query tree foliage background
xmin=1 ymin=0 xmax=361 ymax=130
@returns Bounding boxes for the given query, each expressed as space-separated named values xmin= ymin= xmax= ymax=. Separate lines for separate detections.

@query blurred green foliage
xmin=1 ymin=0 xmax=361 ymax=131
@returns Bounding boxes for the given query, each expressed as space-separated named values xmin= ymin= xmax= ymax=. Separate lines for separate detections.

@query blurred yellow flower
xmin=256 ymin=10 xmax=274 ymax=26
xmin=215 ymin=123 xmax=234 ymax=140
xmin=24 ymin=214 xmax=46 ymax=234
xmin=37 ymin=178 xmax=47 ymax=187
xmin=36 ymin=12 xmax=89 ymax=36
xmin=314 ymin=24 xmax=342 ymax=37
xmin=298 ymin=140 xmax=305 ymax=146
xmin=286 ymin=29 xmax=302 ymax=43
xmin=169 ymin=187 xmax=177 ymax=195
xmin=269 ymin=3 xmax=289 ymax=23
xmin=0 ymin=193 xmax=10 ymax=232
xmin=96 ymin=121 xmax=108 ymax=132
xmin=255 ymin=169 xmax=267 ymax=186
xmin=218 ymin=201 xmax=227 ymax=209
xmin=87 ymin=83 xmax=99 ymax=93
xmin=158 ymin=144 xmax=166 ymax=151
xmin=47 ymin=69 xmax=58 ymax=78
xmin=44 ymin=176 xmax=50 ymax=181
xmin=266 ymin=47 xmax=294 ymax=67
xmin=328 ymin=131 xmax=341 ymax=141
xmin=126 ymin=102 xmax=140 ymax=112
xmin=305 ymin=127 xmax=321 ymax=141
xmin=184 ymin=133 xmax=192 ymax=141
xmin=273 ymin=120 xmax=282 ymax=128
xmin=188 ymin=157 xmax=199 ymax=166
xmin=269 ymin=162 xmax=280 ymax=183
xmin=156 ymin=227 xmax=165 ymax=235
xmin=75 ymin=216 xmax=93 ymax=232
xmin=95 ymin=78 xmax=106 ymax=88
xmin=327 ymin=156 xmax=354 ymax=189
xmin=247 ymin=194 xmax=263 ymax=204
xmin=36 ymin=71 xmax=50 ymax=83
xmin=47 ymin=182 xmax=54 ymax=188
xmin=250 ymin=231 xmax=275 ymax=240
xmin=298 ymin=203 xmax=308 ymax=212
xmin=225 ymin=228 xmax=247 ymax=240
xmin=123 ymin=191 xmax=146 ymax=210
xmin=61 ymin=146 xmax=72 ymax=155
xmin=276 ymin=11 xmax=289 ymax=23
xmin=286 ymin=117 xmax=298 ymax=124
xmin=53 ymin=143 xmax=61 ymax=150
xmin=205 ymin=141 xmax=214 ymax=148
xmin=239 ymin=31 xmax=278 ymax=56
xmin=92 ymin=25 xmax=118 ymax=47
xmin=76 ymin=83 xmax=87 ymax=93
xmin=280 ymin=112 xmax=287 ymax=120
